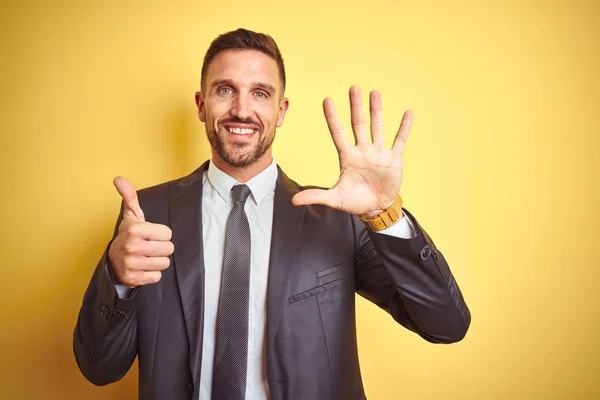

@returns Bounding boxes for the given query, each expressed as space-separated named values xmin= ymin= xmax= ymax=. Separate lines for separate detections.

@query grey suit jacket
xmin=73 ymin=162 xmax=471 ymax=400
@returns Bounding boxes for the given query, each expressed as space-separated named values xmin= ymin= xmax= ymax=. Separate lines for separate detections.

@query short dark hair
xmin=200 ymin=28 xmax=286 ymax=94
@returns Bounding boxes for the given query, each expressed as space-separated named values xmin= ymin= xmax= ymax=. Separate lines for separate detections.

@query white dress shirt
xmin=199 ymin=160 xmax=277 ymax=400
xmin=115 ymin=158 xmax=417 ymax=400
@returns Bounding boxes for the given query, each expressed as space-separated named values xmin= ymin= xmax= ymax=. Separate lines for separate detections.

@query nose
xmin=231 ymin=93 xmax=252 ymax=120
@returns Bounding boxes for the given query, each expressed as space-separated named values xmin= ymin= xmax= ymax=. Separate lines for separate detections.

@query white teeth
xmin=228 ymin=127 xmax=254 ymax=135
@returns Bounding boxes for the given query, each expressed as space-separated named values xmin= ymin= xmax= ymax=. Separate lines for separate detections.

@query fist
xmin=107 ymin=176 xmax=174 ymax=288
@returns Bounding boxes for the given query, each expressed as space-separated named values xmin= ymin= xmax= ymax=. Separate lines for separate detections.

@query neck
xmin=211 ymin=150 xmax=273 ymax=183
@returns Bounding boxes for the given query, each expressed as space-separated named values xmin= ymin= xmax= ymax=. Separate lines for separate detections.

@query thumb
xmin=113 ymin=176 xmax=145 ymax=221
xmin=292 ymin=188 xmax=339 ymax=208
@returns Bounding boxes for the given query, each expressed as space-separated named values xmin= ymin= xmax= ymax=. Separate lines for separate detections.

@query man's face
xmin=195 ymin=49 xmax=289 ymax=168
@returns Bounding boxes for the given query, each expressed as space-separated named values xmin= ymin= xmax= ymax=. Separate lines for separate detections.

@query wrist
xmin=358 ymin=196 xmax=397 ymax=219
xmin=106 ymin=255 xmax=123 ymax=286
xmin=359 ymin=209 xmax=385 ymax=220
xmin=359 ymin=195 xmax=404 ymax=232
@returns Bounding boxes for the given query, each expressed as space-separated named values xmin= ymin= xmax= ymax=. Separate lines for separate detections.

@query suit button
xmin=188 ymin=381 xmax=194 ymax=392
xmin=101 ymin=305 xmax=109 ymax=314
xmin=420 ymin=245 xmax=432 ymax=260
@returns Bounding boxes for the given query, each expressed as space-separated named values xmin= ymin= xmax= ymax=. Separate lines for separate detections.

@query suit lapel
xmin=170 ymin=161 xmax=209 ymax=392
xmin=267 ymin=167 xmax=305 ymax=347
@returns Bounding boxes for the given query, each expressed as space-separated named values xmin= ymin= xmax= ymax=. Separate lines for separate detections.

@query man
xmin=73 ymin=28 xmax=470 ymax=400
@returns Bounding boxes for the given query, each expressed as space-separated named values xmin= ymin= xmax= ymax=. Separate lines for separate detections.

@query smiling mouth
xmin=227 ymin=127 xmax=256 ymax=135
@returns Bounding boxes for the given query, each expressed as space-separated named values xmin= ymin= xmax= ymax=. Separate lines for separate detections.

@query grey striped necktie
xmin=212 ymin=184 xmax=252 ymax=400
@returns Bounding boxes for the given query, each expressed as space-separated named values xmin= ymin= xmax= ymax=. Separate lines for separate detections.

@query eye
xmin=218 ymin=87 xmax=233 ymax=95
xmin=254 ymin=91 xmax=268 ymax=98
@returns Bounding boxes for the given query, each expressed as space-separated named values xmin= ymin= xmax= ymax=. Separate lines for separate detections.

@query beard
xmin=206 ymin=120 xmax=275 ymax=168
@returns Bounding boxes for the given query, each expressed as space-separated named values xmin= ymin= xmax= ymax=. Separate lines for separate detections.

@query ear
xmin=195 ymin=91 xmax=206 ymax=122
xmin=276 ymin=97 xmax=290 ymax=128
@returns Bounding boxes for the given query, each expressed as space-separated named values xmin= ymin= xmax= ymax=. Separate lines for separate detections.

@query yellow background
xmin=1 ymin=0 xmax=598 ymax=398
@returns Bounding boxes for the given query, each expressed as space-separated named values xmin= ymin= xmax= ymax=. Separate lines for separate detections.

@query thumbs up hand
xmin=107 ymin=177 xmax=174 ymax=288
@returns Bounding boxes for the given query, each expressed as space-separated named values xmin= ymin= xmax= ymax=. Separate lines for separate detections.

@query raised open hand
xmin=292 ymin=86 xmax=413 ymax=219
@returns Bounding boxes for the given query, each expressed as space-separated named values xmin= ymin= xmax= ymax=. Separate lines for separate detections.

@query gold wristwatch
xmin=360 ymin=195 xmax=404 ymax=232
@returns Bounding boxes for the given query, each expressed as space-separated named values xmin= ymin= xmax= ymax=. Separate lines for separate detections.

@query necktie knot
xmin=232 ymin=184 xmax=251 ymax=204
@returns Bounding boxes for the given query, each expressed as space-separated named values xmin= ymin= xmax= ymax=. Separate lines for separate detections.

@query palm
xmin=292 ymin=86 xmax=413 ymax=218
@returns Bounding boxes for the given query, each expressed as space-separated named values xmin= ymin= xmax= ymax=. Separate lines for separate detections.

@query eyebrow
xmin=210 ymin=79 xmax=277 ymax=95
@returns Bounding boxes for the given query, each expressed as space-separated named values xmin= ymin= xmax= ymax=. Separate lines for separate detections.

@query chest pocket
xmin=288 ymin=262 xmax=349 ymax=303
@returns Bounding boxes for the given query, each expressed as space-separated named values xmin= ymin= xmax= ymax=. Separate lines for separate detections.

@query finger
xmin=292 ymin=188 xmax=339 ymax=208
xmin=369 ymin=90 xmax=384 ymax=146
xmin=140 ymin=271 xmax=162 ymax=285
xmin=138 ymin=240 xmax=175 ymax=257
xmin=349 ymin=86 xmax=368 ymax=145
xmin=323 ymin=98 xmax=350 ymax=152
xmin=123 ymin=270 xmax=163 ymax=287
xmin=122 ymin=221 xmax=173 ymax=241
xmin=140 ymin=256 xmax=171 ymax=271
xmin=392 ymin=110 xmax=414 ymax=154
xmin=123 ymin=254 xmax=170 ymax=272
xmin=114 ymin=176 xmax=145 ymax=221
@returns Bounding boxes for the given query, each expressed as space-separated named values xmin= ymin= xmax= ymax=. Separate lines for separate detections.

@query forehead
xmin=206 ymin=49 xmax=280 ymax=88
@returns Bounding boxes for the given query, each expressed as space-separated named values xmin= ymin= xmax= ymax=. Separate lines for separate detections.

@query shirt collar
xmin=207 ymin=158 xmax=278 ymax=205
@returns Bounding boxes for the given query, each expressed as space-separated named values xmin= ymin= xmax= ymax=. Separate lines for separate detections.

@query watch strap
xmin=360 ymin=195 xmax=404 ymax=232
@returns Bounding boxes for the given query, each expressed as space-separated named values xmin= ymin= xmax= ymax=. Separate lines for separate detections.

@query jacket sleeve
xmin=73 ymin=203 xmax=140 ymax=385
xmin=353 ymin=208 xmax=471 ymax=343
